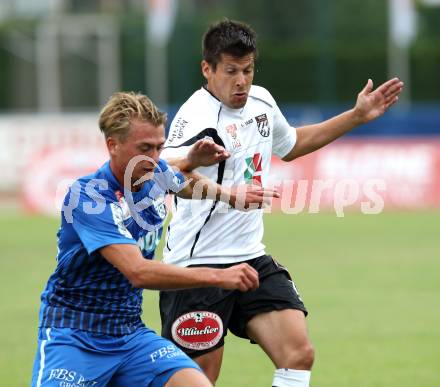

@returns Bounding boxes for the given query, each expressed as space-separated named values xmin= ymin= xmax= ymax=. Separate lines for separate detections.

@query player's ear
xmin=201 ymin=60 xmax=211 ymax=80
xmin=107 ymin=136 xmax=119 ymax=156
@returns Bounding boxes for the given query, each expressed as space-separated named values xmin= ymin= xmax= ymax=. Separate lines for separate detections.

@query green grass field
xmin=1 ymin=211 xmax=439 ymax=386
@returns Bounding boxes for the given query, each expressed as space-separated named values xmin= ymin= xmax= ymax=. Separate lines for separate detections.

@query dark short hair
xmin=202 ymin=19 xmax=258 ymax=69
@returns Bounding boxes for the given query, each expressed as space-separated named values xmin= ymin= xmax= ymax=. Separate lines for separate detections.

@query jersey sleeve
xmin=68 ymin=186 xmax=137 ymax=255
xmin=153 ymin=159 xmax=186 ymax=194
xmin=272 ymin=103 xmax=297 ymax=158
xmin=161 ymin=104 xmax=220 ymax=160
xmin=161 ymin=113 xmax=196 ymax=159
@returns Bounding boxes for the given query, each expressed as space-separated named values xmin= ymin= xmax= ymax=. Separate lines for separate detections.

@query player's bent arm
xmin=176 ymin=170 xmax=222 ymax=200
xmin=176 ymin=170 xmax=279 ymax=210
xmin=100 ymin=243 xmax=259 ymax=291
xmin=166 ymin=138 xmax=230 ymax=172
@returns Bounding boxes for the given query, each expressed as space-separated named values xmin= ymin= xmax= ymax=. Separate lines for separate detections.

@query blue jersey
xmin=38 ymin=159 xmax=185 ymax=336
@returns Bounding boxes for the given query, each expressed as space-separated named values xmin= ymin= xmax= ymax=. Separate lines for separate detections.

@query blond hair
xmin=99 ymin=92 xmax=167 ymax=141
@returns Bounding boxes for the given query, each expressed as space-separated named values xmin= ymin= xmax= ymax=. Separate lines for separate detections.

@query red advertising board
xmin=21 ymin=138 xmax=440 ymax=215
xmin=267 ymin=138 xmax=440 ymax=214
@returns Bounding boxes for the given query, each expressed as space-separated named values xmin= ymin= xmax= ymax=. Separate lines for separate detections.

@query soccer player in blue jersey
xmin=31 ymin=91 xmax=278 ymax=387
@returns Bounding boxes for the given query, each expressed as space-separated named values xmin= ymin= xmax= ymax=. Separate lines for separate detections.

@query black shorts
xmin=159 ymin=255 xmax=307 ymax=358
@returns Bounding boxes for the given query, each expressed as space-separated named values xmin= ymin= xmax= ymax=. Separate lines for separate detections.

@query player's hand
xmin=216 ymin=263 xmax=259 ymax=292
xmin=227 ymin=184 xmax=280 ymax=211
xmin=353 ymin=77 xmax=404 ymax=124
xmin=187 ymin=138 xmax=230 ymax=169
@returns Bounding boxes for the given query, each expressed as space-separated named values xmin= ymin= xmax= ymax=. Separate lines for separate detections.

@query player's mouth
xmin=233 ymin=92 xmax=248 ymax=103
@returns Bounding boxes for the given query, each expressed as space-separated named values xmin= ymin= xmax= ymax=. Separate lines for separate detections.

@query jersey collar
xmin=101 ymin=160 xmax=124 ymax=192
xmin=201 ymin=85 xmax=222 ymax=107
xmin=101 ymin=159 xmax=162 ymax=201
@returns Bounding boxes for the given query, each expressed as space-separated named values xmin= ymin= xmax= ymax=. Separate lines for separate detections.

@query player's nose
xmin=235 ymin=72 xmax=246 ymax=87
xmin=149 ymin=148 xmax=160 ymax=164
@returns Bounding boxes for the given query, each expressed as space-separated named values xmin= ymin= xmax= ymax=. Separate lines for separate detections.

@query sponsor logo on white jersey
xmin=168 ymin=117 xmax=187 ymax=143
xmin=226 ymin=123 xmax=242 ymax=149
xmin=255 ymin=113 xmax=270 ymax=137
xmin=244 ymin=153 xmax=263 ymax=185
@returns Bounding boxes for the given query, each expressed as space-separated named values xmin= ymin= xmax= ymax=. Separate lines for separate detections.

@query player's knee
xmin=193 ymin=349 xmax=223 ymax=384
xmin=302 ymin=343 xmax=315 ymax=368
xmin=292 ymin=343 xmax=315 ymax=369
xmin=280 ymin=342 xmax=314 ymax=370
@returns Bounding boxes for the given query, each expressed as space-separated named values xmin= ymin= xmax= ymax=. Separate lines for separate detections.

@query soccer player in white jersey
xmin=159 ymin=20 xmax=404 ymax=387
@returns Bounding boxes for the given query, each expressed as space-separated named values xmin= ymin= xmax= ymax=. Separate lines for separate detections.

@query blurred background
xmin=0 ymin=1 xmax=439 ymax=386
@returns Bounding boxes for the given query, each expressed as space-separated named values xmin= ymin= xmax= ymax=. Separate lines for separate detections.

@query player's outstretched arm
xmin=100 ymin=243 xmax=259 ymax=291
xmin=282 ymin=77 xmax=404 ymax=161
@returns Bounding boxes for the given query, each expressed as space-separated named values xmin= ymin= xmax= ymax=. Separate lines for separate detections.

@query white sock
xmin=272 ymin=368 xmax=311 ymax=387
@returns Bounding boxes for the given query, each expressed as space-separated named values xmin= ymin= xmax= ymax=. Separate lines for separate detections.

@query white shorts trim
xmin=36 ymin=328 xmax=51 ymax=387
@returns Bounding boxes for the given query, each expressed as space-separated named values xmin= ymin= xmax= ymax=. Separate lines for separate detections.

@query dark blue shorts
xmin=31 ymin=326 xmax=201 ymax=386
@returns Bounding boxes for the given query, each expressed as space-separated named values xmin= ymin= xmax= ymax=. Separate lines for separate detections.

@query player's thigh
xmin=230 ymin=255 xmax=307 ymax=340
xmin=110 ymin=329 xmax=202 ymax=387
xmin=246 ymin=309 xmax=312 ymax=367
xmin=192 ymin=346 xmax=224 ymax=383
xmin=31 ymin=328 xmax=117 ymax=387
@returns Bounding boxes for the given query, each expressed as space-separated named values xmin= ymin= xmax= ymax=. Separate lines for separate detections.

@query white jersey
xmin=161 ymin=85 xmax=296 ymax=267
